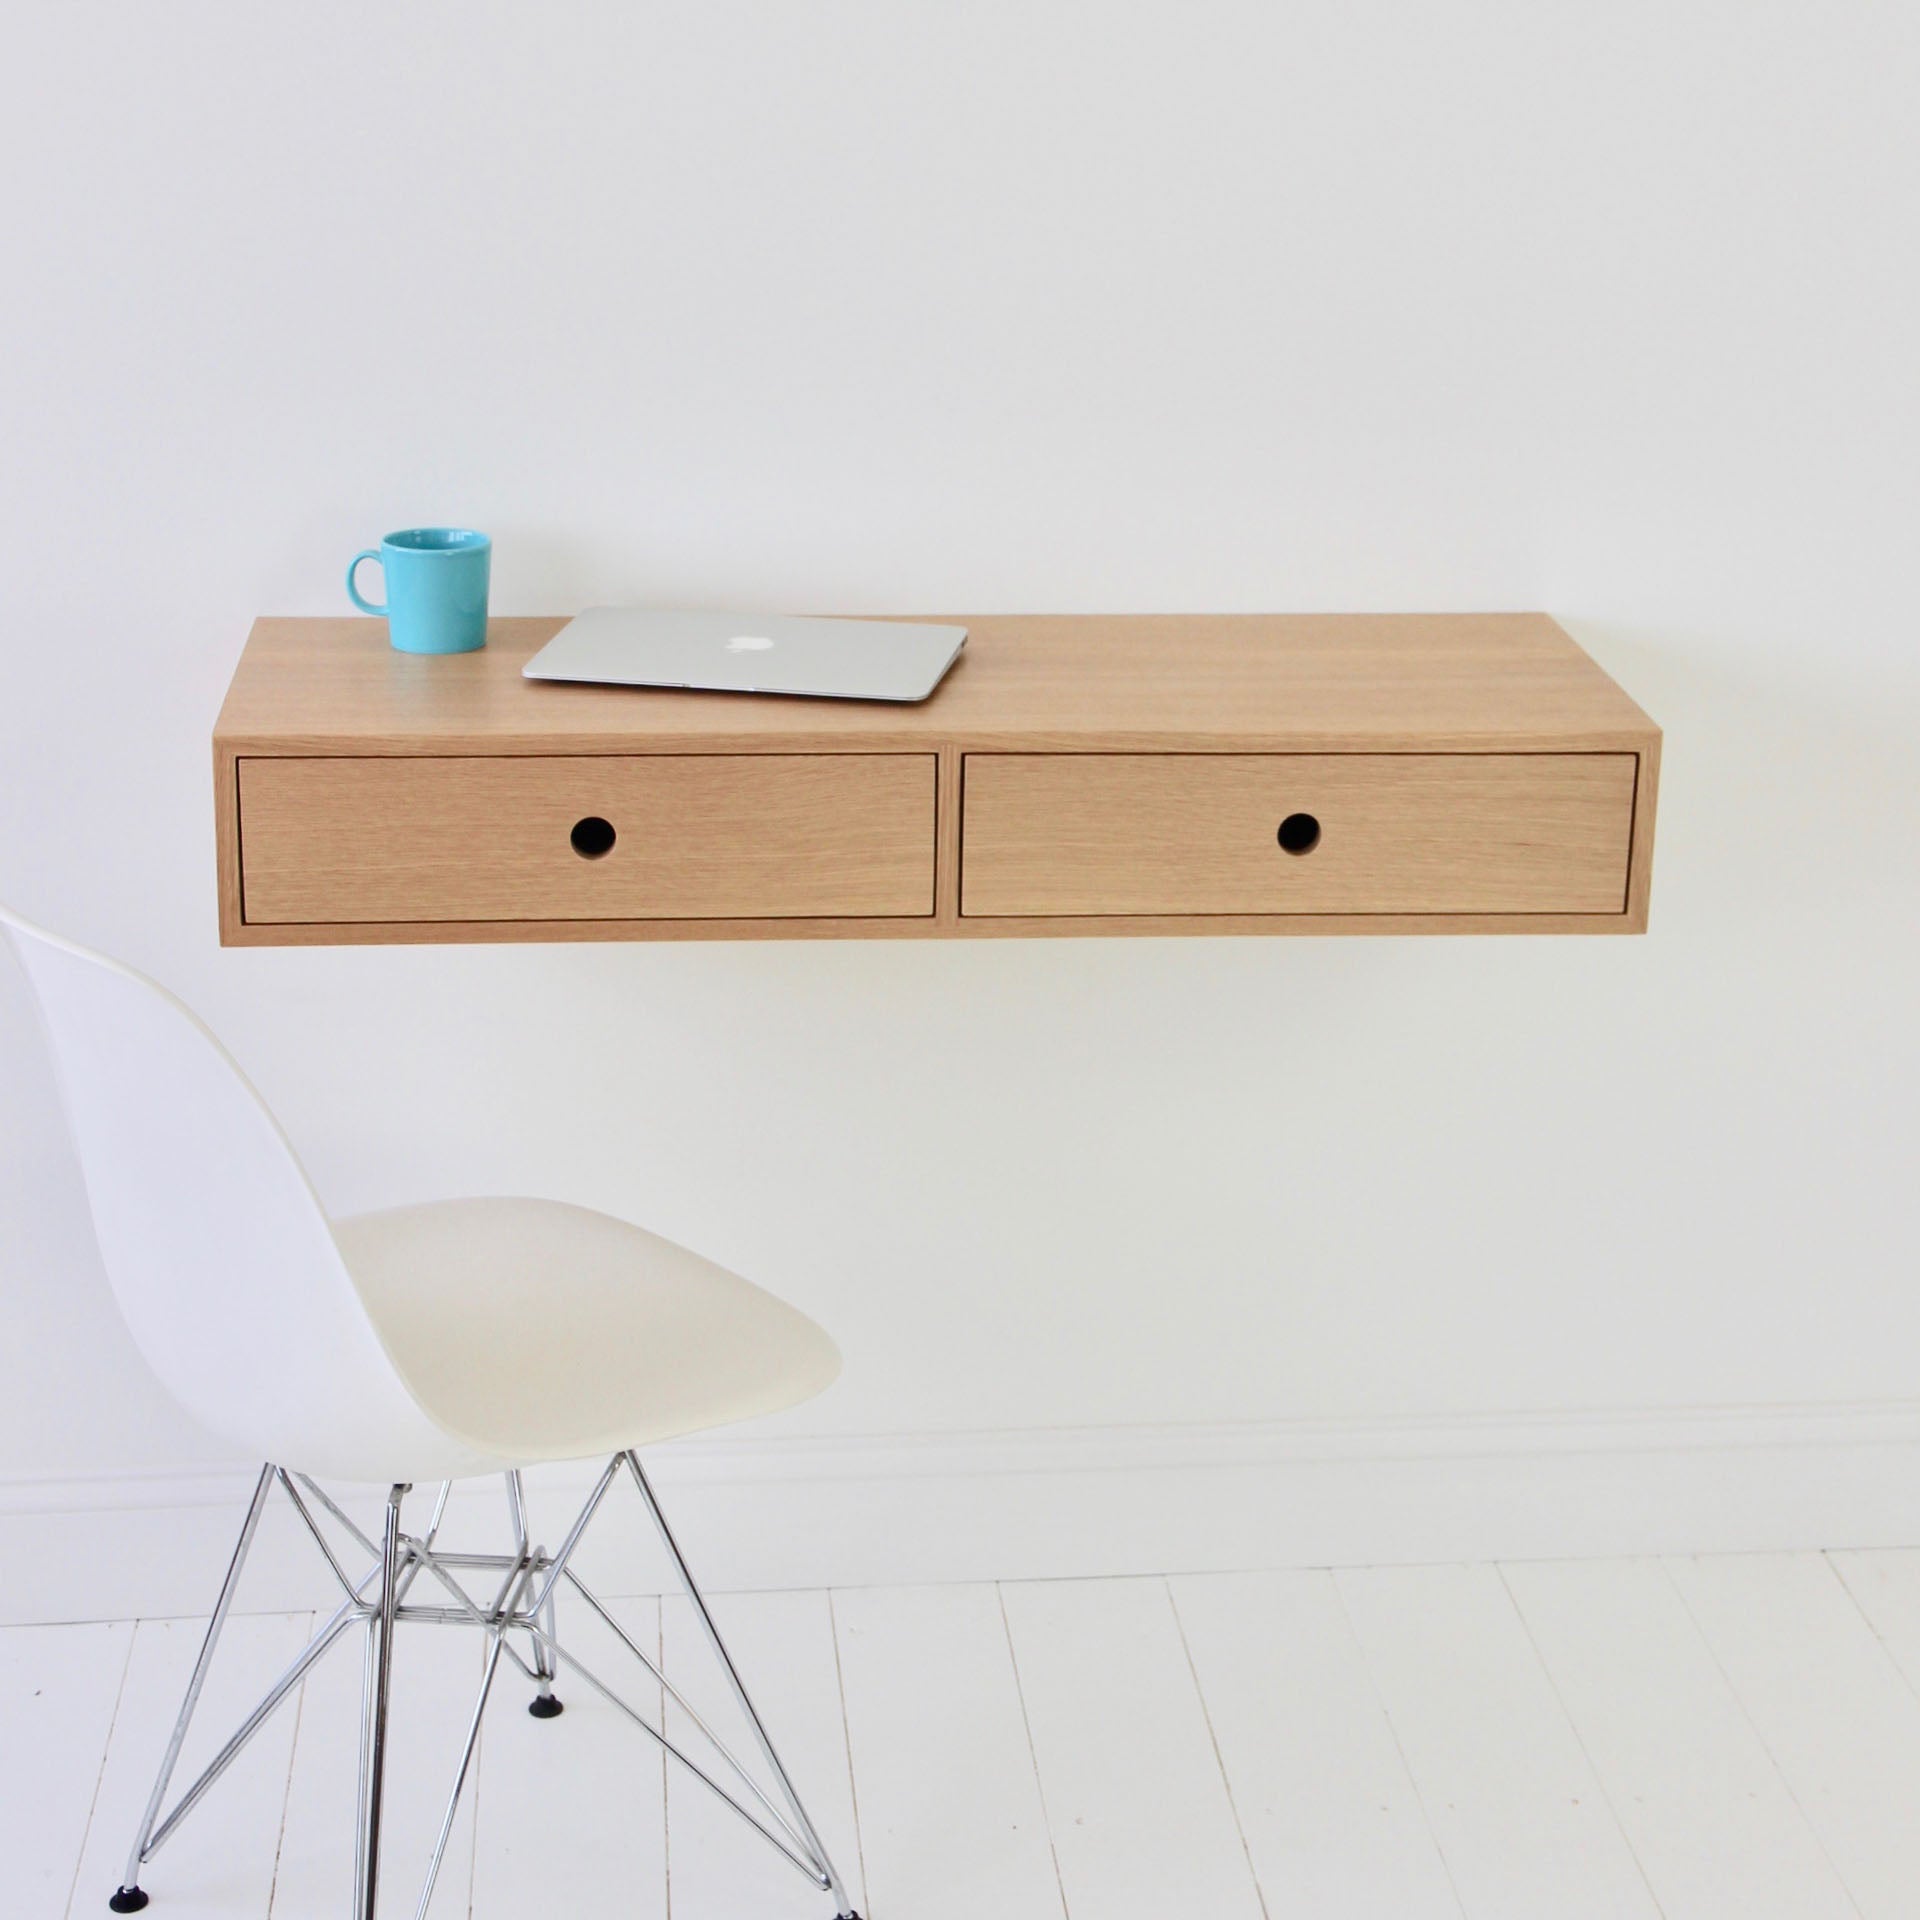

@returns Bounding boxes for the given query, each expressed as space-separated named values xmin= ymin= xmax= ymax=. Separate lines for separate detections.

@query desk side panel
xmin=1624 ymin=735 xmax=1661 ymax=932
xmin=214 ymin=743 xmax=244 ymax=945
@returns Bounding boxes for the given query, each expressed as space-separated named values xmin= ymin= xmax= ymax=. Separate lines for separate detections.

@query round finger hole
xmin=1277 ymin=812 xmax=1321 ymax=855
xmin=570 ymin=816 xmax=616 ymax=859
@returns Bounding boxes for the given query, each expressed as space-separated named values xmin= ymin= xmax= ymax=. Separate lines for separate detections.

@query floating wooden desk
xmin=213 ymin=614 xmax=1659 ymax=945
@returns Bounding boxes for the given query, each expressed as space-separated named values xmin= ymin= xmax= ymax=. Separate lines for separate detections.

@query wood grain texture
xmin=962 ymin=753 xmax=1636 ymax=917
xmin=215 ymin=613 xmax=1657 ymax=756
xmin=211 ymin=613 xmax=1661 ymax=943
xmin=237 ymin=754 xmax=936 ymax=924
xmin=213 ymin=747 xmax=244 ymax=945
xmin=935 ymin=744 xmax=965 ymax=925
xmin=1623 ymin=736 xmax=1660 ymax=932
xmin=217 ymin=908 xmax=1648 ymax=945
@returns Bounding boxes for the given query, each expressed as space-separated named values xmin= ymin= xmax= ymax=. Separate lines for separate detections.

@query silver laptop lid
xmin=522 ymin=608 xmax=968 ymax=704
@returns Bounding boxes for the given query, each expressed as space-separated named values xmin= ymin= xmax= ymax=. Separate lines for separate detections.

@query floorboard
xmin=69 ymin=1612 xmax=311 ymax=1919
xmin=1829 ymin=1547 xmax=1920 ymax=1698
xmin=1 ymin=1621 xmax=130 ymax=1920
xmin=469 ymin=1592 xmax=666 ymax=1920
xmin=660 ymin=1587 xmax=865 ymax=1920
xmin=1669 ymin=1551 xmax=1920 ymax=1920
xmin=19 ymin=1551 xmax=1920 ymax=1920
xmin=833 ymin=1583 xmax=1064 ymax=1920
xmin=1505 ymin=1558 xmax=1856 ymax=1920
xmin=998 ymin=1576 xmax=1265 ymax=1920
xmin=271 ymin=1606 xmax=483 ymax=1918
xmin=1172 ymin=1569 xmax=1463 ymax=1920
xmin=1335 ymin=1563 xmax=1659 ymax=1920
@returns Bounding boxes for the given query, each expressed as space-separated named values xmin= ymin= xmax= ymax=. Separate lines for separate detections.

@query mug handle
xmin=346 ymin=550 xmax=386 ymax=615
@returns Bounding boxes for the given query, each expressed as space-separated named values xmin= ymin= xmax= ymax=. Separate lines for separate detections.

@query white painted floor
xmin=11 ymin=1551 xmax=1920 ymax=1919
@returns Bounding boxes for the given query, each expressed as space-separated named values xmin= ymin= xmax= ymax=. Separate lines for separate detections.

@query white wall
xmin=2 ymin=4 xmax=1917 ymax=1584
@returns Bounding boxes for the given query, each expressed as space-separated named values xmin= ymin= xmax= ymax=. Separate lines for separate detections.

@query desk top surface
xmin=216 ymin=612 xmax=1656 ymax=757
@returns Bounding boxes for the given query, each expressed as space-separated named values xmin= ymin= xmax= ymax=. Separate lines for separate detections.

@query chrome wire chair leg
xmin=353 ymin=1485 xmax=409 ymax=1920
xmin=623 ymin=1452 xmax=861 ymax=1920
xmin=527 ymin=1574 xmax=562 ymax=1717
xmin=108 ymin=1460 xmax=854 ymax=1920
xmin=110 ymin=1461 xmax=275 ymax=1914
xmin=411 ymin=1632 xmax=505 ymax=1920
xmin=506 ymin=1469 xmax=562 ymax=1718
xmin=144 ymin=1600 xmax=362 ymax=1864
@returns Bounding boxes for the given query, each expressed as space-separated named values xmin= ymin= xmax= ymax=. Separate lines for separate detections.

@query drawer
xmin=960 ymin=753 xmax=1637 ymax=917
xmin=239 ymin=754 xmax=936 ymax=924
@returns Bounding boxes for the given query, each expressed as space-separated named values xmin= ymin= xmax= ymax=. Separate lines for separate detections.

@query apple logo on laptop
xmin=725 ymin=634 xmax=776 ymax=652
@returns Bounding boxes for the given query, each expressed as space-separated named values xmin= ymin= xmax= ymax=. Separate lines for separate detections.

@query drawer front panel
xmin=961 ymin=753 xmax=1636 ymax=917
xmin=240 ymin=754 xmax=937 ymax=924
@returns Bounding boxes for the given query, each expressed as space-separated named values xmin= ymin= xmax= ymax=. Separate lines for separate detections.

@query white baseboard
xmin=5 ymin=1401 xmax=1919 ymax=1626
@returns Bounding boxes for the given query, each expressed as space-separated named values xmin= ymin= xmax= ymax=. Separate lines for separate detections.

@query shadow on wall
xmin=1572 ymin=618 xmax=1919 ymax=946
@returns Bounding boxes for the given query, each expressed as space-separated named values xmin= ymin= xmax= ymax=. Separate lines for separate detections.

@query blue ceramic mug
xmin=347 ymin=528 xmax=491 ymax=654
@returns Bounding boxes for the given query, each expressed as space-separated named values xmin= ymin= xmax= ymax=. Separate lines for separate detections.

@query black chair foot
xmin=109 ymin=1890 xmax=149 ymax=1914
xmin=528 ymin=1693 xmax=564 ymax=1718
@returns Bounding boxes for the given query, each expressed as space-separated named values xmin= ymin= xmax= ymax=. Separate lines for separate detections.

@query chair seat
xmin=331 ymin=1198 xmax=840 ymax=1472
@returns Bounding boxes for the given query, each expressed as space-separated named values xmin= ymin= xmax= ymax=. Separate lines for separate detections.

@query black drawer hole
xmin=570 ymin=816 xmax=617 ymax=859
xmin=1277 ymin=812 xmax=1321 ymax=855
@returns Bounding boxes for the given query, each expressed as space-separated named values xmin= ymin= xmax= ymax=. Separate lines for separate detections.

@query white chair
xmin=1 ymin=903 xmax=860 ymax=1920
